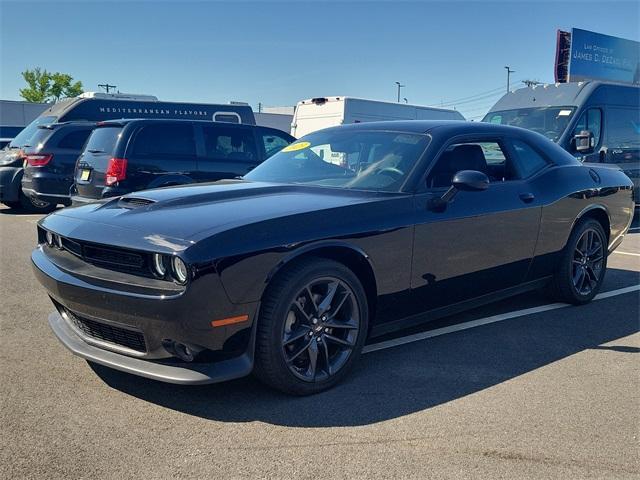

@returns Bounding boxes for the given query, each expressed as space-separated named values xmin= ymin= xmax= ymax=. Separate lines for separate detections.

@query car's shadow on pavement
xmin=91 ymin=268 xmax=640 ymax=428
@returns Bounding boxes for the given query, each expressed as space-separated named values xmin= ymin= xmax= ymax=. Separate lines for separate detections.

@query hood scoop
xmin=118 ymin=196 xmax=156 ymax=208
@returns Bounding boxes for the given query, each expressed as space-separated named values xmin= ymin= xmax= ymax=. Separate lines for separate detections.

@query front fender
xmin=215 ymin=240 xmax=374 ymax=305
xmin=0 ymin=166 xmax=23 ymax=202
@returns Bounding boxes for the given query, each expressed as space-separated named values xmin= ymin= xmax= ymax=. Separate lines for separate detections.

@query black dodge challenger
xmin=32 ymin=121 xmax=635 ymax=395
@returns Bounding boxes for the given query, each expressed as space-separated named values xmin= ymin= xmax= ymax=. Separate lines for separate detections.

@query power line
xmin=440 ymin=90 xmax=506 ymax=108
xmin=429 ymin=85 xmax=505 ymax=107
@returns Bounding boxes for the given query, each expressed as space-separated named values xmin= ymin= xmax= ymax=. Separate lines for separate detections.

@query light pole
xmin=504 ymin=66 xmax=515 ymax=94
xmin=395 ymin=81 xmax=405 ymax=103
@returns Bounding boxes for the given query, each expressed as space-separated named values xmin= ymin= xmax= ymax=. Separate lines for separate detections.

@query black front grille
xmin=83 ymin=244 xmax=146 ymax=270
xmin=52 ymin=234 xmax=150 ymax=275
xmin=67 ymin=311 xmax=147 ymax=353
xmin=60 ymin=236 xmax=83 ymax=257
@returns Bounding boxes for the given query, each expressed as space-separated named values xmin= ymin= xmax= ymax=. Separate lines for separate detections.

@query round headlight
xmin=54 ymin=234 xmax=63 ymax=249
xmin=152 ymin=253 xmax=167 ymax=277
xmin=171 ymin=257 xmax=189 ymax=284
xmin=45 ymin=231 xmax=54 ymax=246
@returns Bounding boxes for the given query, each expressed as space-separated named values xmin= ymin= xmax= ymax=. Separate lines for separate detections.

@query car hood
xmin=40 ymin=180 xmax=387 ymax=250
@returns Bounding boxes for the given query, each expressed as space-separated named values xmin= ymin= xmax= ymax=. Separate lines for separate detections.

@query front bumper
xmin=48 ymin=311 xmax=253 ymax=385
xmin=32 ymin=244 xmax=259 ymax=384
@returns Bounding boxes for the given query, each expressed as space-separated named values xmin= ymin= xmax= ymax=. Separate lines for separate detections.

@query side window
xmin=510 ymin=140 xmax=549 ymax=178
xmin=426 ymin=140 xmax=512 ymax=188
xmin=133 ymin=124 xmax=196 ymax=157
xmin=202 ymin=126 xmax=257 ymax=162
xmin=573 ymin=108 xmax=602 ymax=147
xmin=58 ymin=130 xmax=92 ymax=149
xmin=260 ymin=129 xmax=293 ymax=158
xmin=606 ymin=108 xmax=640 ymax=148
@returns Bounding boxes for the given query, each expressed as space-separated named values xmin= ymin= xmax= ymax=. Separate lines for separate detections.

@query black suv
xmin=72 ymin=119 xmax=294 ymax=203
xmin=20 ymin=122 xmax=95 ymax=212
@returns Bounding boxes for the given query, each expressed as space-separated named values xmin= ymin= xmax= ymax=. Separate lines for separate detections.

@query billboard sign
xmin=566 ymin=28 xmax=639 ymax=84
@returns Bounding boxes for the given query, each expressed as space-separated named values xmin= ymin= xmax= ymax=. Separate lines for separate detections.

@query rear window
xmin=9 ymin=116 xmax=57 ymax=148
xmin=29 ymin=128 xmax=56 ymax=150
xmin=132 ymin=124 xmax=196 ymax=157
xmin=85 ymin=127 xmax=122 ymax=155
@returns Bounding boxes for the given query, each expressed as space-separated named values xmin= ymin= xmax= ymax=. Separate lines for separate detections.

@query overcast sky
xmin=1 ymin=0 xmax=638 ymax=119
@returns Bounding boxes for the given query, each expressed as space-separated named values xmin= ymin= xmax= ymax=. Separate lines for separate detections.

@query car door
xmin=196 ymin=124 xmax=260 ymax=181
xmin=411 ymin=135 xmax=542 ymax=311
xmin=127 ymin=122 xmax=198 ymax=189
xmin=602 ymin=106 xmax=640 ymax=200
xmin=570 ymin=107 xmax=603 ymax=163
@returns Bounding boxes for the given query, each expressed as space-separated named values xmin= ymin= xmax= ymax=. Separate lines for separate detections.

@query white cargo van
xmin=291 ymin=96 xmax=465 ymax=137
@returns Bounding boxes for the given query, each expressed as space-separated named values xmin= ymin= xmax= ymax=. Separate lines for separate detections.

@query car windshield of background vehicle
xmin=244 ymin=130 xmax=430 ymax=192
xmin=483 ymin=107 xmax=575 ymax=141
xmin=8 ymin=116 xmax=57 ymax=148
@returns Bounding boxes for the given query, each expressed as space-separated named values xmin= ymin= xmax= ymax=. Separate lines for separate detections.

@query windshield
xmin=483 ymin=107 xmax=575 ymax=141
xmin=244 ymin=129 xmax=430 ymax=192
xmin=8 ymin=115 xmax=57 ymax=148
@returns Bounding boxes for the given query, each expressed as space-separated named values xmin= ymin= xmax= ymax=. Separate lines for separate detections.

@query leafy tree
xmin=19 ymin=67 xmax=84 ymax=103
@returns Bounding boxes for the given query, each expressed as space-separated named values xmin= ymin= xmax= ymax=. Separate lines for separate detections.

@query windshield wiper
xmin=87 ymin=149 xmax=104 ymax=154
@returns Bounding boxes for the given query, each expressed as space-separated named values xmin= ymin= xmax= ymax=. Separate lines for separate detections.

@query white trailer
xmin=291 ymin=96 xmax=465 ymax=137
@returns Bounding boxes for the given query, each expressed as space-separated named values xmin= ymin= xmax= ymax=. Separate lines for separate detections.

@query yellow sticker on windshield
xmin=282 ymin=141 xmax=311 ymax=152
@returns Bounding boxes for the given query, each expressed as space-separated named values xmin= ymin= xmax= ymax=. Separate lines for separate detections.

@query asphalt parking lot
xmin=1 ymin=205 xmax=638 ymax=479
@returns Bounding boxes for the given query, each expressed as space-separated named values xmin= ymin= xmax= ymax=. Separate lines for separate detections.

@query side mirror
xmin=429 ymin=170 xmax=490 ymax=211
xmin=451 ymin=170 xmax=490 ymax=192
xmin=574 ymin=130 xmax=594 ymax=153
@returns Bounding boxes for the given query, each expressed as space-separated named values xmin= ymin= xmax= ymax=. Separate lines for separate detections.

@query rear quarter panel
xmin=527 ymin=164 xmax=634 ymax=280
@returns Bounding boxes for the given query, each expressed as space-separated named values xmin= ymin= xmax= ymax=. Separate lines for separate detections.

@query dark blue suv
xmin=72 ymin=119 xmax=294 ymax=203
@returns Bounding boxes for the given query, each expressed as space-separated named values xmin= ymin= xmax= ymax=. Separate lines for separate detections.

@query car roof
xmin=95 ymin=118 xmax=254 ymax=127
xmin=37 ymin=120 xmax=97 ymax=130
xmin=318 ymin=119 xmax=538 ymax=137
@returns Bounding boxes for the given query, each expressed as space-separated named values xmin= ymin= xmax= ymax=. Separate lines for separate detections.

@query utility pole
xmin=258 ymin=102 xmax=262 ymax=113
xmin=504 ymin=66 xmax=514 ymax=94
xmin=395 ymin=81 xmax=405 ymax=103
xmin=98 ymin=83 xmax=117 ymax=93
xmin=523 ymin=79 xmax=542 ymax=88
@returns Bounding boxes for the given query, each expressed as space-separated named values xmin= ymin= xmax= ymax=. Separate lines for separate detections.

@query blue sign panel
xmin=569 ymin=28 xmax=639 ymax=84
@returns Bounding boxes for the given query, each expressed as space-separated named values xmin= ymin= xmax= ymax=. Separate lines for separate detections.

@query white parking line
xmin=613 ymin=251 xmax=640 ymax=257
xmin=363 ymin=284 xmax=640 ymax=354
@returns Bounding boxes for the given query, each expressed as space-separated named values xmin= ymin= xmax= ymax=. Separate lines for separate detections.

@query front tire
xmin=254 ymin=258 xmax=368 ymax=395
xmin=548 ymin=218 xmax=607 ymax=305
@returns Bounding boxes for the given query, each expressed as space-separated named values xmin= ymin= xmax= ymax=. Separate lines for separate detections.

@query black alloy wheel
xmin=254 ymin=258 xmax=368 ymax=395
xmin=571 ymin=228 xmax=605 ymax=296
xmin=548 ymin=218 xmax=607 ymax=305
xmin=282 ymin=277 xmax=360 ymax=382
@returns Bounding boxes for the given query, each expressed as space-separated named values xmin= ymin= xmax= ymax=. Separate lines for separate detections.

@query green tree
xmin=19 ymin=67 xmax=84 ymax=103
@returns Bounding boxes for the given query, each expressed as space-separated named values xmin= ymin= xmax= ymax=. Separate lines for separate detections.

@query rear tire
xmin=547 ymin=218 xmax=607 ymax=305
xmin=254 ymin=258 xmax=368 ymax=395
xmin=19 ymin=191 xmax=56 ymax=214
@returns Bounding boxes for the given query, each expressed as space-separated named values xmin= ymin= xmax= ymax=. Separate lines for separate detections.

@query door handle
xmin=519 ymin=192 xmax=535 ymax=203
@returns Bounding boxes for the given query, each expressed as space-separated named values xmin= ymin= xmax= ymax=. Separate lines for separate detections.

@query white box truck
xmin=291 ymin=96 xmax=465 ymax=137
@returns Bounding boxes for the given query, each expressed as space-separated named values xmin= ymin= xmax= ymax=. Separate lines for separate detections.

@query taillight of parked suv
xmin=25 ymin=153 xmax=53 ymax=166
xmin=105 ymin=158 xmax=128 ymax=186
